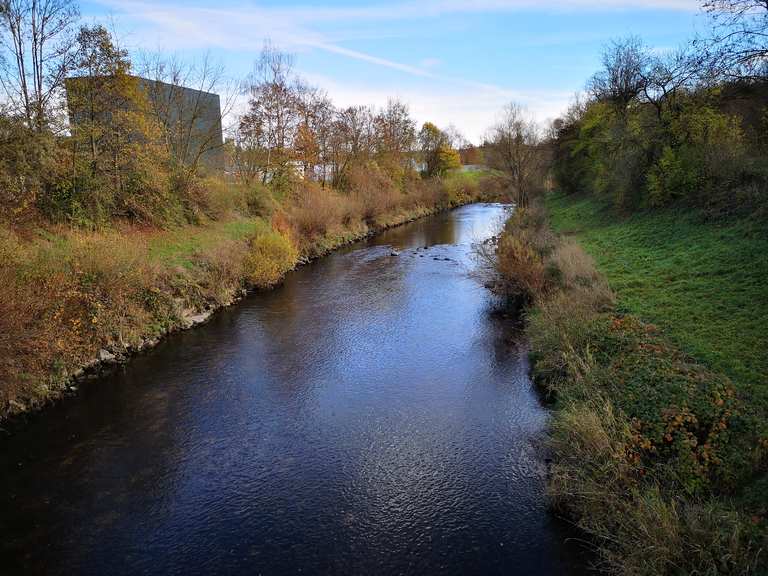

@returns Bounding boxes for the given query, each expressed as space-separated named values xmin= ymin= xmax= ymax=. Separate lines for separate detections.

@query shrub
xmin=289 ymin=181 xmax=352 ymax=240
xmin=0 ymin=117 xmax=58 ymax=224
xmin=245 ymin=182 xmax=278 ymax=218
xmin=194 ymin=240 xmax=249 ymax=305
xmin=492 ymin=203 xmax=556 ymax=303
xmin=493 ymin=198 xmax=767 ymax=574
xmin=105 ymin=167 xmax=182 ymax=227
xmin=346 ymin=162 xmax=401 ymax=222
xmin=246 ymin=230 xmax=298 ymax=289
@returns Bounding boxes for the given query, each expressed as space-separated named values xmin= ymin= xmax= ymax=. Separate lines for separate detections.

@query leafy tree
xmin=61 ymin=25 xmax=168 ymax=223
xmin=436 ymin=143 xmax=461 ymax=173
xmin=419 ymin=122 xmax=461 ymax=176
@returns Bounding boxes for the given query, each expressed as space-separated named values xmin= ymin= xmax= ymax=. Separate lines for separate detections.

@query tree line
xmin=233 ymin=43 xmax=463 ymax=195
xmin=0 ymin=0 xmax=467 ymax=228
xmin=548 ymin=0 xmax=768 ymax=216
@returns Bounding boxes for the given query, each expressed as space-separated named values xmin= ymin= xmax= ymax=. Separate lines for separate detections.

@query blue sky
xmin=80 ymin=0 xmax=710 ymax=142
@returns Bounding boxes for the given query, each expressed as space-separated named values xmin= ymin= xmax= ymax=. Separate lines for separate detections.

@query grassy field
xmin=545 ymin=192 xmax=768 ymax=404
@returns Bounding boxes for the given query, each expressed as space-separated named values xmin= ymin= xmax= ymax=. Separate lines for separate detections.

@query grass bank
xmin=0 ymin=170 xmax=504 ymax=425
xmin=545 ymin=192 xmax=768 ymax=399
xmin=490 ymin=197 xmax=767 ymax=575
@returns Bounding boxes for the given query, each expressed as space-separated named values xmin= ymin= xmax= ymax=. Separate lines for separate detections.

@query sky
xmin=80 ymin=0 xmax=711 ymax=143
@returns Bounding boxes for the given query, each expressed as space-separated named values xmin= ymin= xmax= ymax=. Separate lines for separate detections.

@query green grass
xmin=148 ymin=217 xmax=268 ymax=269
xmin=445 ymin=167 xmax=503 ymax=184
xmin=545 ymin=192 xmax=768 ymax=407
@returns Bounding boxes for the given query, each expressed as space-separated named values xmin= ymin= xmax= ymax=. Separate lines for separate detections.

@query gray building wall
xmin=65 ymin=75 xmax=225 ymax=172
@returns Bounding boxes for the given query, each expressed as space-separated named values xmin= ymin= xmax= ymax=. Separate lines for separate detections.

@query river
xmin=0 ymin=203 xmax=587 ymax=575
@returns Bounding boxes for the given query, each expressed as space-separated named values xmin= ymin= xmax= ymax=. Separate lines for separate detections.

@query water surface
xmin=0 ymin=204 xmax=586 ymax=575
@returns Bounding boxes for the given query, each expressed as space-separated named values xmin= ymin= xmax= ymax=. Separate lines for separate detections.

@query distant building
xmin=65 ymin=75 xmax=225 ymax=172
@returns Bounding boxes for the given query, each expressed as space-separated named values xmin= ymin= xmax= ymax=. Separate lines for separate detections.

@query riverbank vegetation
xmin=492 ymin=201 xmax=766 ymax=575
xmin=486 ymin=1 xmax=768 ymax=573
xmin=0 ymin=1 xmax=506 ymax=421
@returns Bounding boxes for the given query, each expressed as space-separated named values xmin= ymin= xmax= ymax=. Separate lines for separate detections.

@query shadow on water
xmin=0 ymin=204 xmax=592 ymax=575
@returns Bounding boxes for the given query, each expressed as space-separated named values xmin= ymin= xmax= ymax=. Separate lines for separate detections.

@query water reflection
xmin=0 ymin=204 xmax=586 ymax=575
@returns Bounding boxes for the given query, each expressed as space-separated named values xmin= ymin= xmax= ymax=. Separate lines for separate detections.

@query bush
xmin=346 ymin=162 xmax=401 ymax=222
xmin=245 ymin=182 xmax=278 ymax=218
xmin=246 ymin=230 xmax=298 ymax=289
xmin=492 ymin=203 xmax=556 ymax=303
xmin=289 ymin=181 xmax=351 ymax=240
xmin=0 ymin=117 xmax=57 ymax=224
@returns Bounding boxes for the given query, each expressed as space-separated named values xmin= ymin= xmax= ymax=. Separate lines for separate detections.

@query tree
xmin=0 ymin=0 xmax=79 ymax=131
xmin=373 ymin=98 xmax=416 ymax=176
xmin=488 ymin=103 xmax=543 ymax=208
xmin=588 ymin=36 xmax=648 ymax=116
xmin=418 ymin=121 xmax=460 ymax=176
xmin=139 ymin=51 xmax=232 ymax=184
xmin=436 ymin=144 xmax=461 ymax=173
xmin=460 ymin=145 xmax=483 ymax=166
xmin=640 ymin=45 xmax=710 ymax=121
xmin=65 ymin=24 xmax=167 ymax=221
xmin=68 ymin=25 xmax=131 ymax=171
xmin=327 ymin=105 xmax=375 ymax=186
xmin=294 ymin=81 xmax=333 ymax=182
xmin=239 ymin=43 xmax=300 ymax=185
xmin=704 ymin=0 xmax=768 ymax=79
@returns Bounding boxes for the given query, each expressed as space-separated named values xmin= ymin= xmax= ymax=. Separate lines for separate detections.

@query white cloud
xmin=301 ymin=72 xmax=571 ymax=143
xmin=420 ymin=58 xmax=443 ymax=69
xmin=93 ymin=0 xmax=697 ymax=141
xmin=185 ymin=0 xmax=700 ymax=24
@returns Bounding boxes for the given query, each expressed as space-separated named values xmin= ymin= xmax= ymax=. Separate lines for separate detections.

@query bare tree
xmin=704 ymin=0 xmax=768 ymax=79
xmin=233 ymin=108 xmax=267 ymax=185
xmin=328 ymin=104 xmax=375 ymax=186
xmin=294 ymin=81 xmax=333 ymax=182
xmin=639 ymin=45 xmax=711 ymax=121
xmin=139 ymin=51 xmax=235 ymax=183
xmin=488 ymin=103 xmax=543 ymax=208
xmin=588 ymin=36 xmax=649 ymax=115
xmin=373 ymin=98 xmax=416 ymax=160
xmin=0 ymin=0 xmax=79 ymax=131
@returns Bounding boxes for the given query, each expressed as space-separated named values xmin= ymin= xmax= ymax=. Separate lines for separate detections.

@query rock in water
xmin=98 ymin=349 xmax=116 ymax=363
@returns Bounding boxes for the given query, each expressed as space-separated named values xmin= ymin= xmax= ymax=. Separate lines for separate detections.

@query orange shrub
xmin=346 ymin=163 xmax=402 ymax=222
xmin=289 ymin=181 xmax=350 ymax=239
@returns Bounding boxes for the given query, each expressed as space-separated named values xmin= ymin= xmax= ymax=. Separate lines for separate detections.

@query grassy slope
xmin=147 ymin=218 xmax=268 ymax=268
xmin=545 ymin=192 xmax=768 ymax=409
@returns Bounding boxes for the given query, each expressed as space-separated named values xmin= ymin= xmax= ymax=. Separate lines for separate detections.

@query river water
xmin=0 ymin=204 xmax=586 ymax=575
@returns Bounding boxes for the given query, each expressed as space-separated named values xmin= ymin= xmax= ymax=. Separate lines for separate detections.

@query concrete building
xmin=65 ymin=75 xmax=225 ymax=172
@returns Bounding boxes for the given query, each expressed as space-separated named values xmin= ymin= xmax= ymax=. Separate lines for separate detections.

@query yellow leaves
xmin=246 ymin=230 xmax=299 ymax=289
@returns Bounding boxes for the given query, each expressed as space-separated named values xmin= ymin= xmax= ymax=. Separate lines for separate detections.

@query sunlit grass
xmin=147 ymin=218 xmax=269 ymax=269
xmin=546 ymin=192 xmax=768 ymax=400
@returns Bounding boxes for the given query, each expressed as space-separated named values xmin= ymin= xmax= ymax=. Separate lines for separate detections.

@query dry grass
xmin=346 ymin=163 xmax=402 ymax=222
xmin=289 ymin=181 xmax=351 ymax=240
xmin=0 ymin=219 xmax=277 ymax=418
